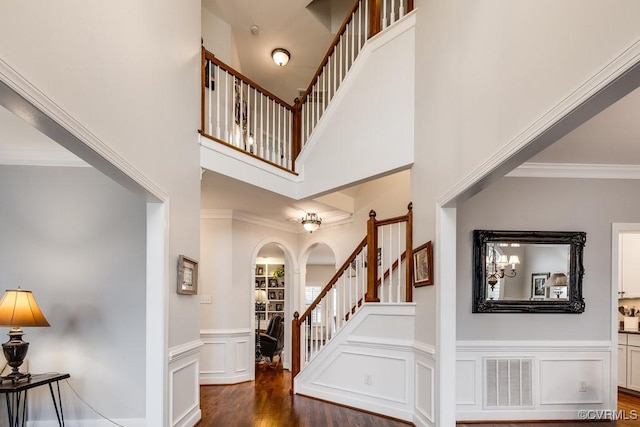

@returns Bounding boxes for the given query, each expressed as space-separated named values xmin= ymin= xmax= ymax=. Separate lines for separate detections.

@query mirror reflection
xmin=472 ymin=230 xmax=586 ymax=314
xmin=485 ymin=242 xmax=570 ymax=301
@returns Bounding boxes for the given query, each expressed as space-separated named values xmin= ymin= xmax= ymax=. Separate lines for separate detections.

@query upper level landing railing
xmin=200 ymin=0 xmax=414 ymax=173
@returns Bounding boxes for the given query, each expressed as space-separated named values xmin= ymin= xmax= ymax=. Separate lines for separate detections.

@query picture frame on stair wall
xmin=413 ymin=241 xmax=433 ymax=287
xmin=177 ymin=255 xmax=198 ymax=295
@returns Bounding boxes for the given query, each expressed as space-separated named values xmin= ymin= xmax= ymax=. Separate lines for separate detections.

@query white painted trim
xmin=346 ymin=336 xmax=416 ymax=352
xmin=0 ymin=150 xmax=89 ymax=167
xmin=169 ymin=357 xmax=201 ymax=427
xmin=610 ymin=223 xmax=640 ymax=412
xmin=200 ymin=209 xmax=353 ymax=234
xmin=457 ymin=340 xmax=612 ymax=352
xmin=0 ymin=58 xmax=169 ymax=202
xmin=438 ymin=37 xmax=640 ymax=207
xmin=415 ymin=360 xmax=435 ymax=424
xmin=296 ymin=12 xmax=416 ymax=166
xmin=436 ymin=206 xmax=457 ymax=427
xmin=508 ymin=162 xmax=640 ymax=180
xmin=0 ymin=56 xmax=172 ymax=427
xmin=169 ymin=339 xmax=204 ymax=363
xmin=538 ymin=357 xmax=606 ymax=405
xmin=26 ymin=420 xmax=146 ymax=427
xmin=200 ymin=328 xmax=252 ymax=338
xmin=413 ymin=341 xmax=437 ymax=357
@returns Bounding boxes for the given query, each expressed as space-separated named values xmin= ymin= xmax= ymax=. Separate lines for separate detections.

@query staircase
xmin=199 ymin=0 xmax=415 ymax=173
xmin=293 ymin=203 xmax=413 ymax=374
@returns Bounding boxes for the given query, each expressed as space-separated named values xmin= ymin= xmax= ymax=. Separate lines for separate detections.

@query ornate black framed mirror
xmin=472 ymin=230 xmax=586 ymax=313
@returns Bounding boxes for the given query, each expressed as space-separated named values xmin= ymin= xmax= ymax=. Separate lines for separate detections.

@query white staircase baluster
xmin=259 ymin=95 xmax=264 ymax=157
xmin=224 ymin=71 xmax=229 ymax=142
xmin=383 ymin=0 xmax=388 ymax=29
xmin=397 ymin=222 xmax=402 ymax=302
xmin=365 ymin=0 xmax=369 ymax=40
xmin=400 ymin=0 xmax=405 ymax=19
xmin=207 ymin=60 xmax=212 ymax=135
xmin=215 ymin=65 xmax=221 ymax=139
xmin=350 ymin=20 xmax=355 ymax=66
xmin=391 ymin=0 xmax=396 ymax=24
xmin=358 ymin=3 xmax=363 ymax=53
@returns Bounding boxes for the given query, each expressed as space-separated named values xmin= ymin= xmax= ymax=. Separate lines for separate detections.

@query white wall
xmin=457 ymin=177 xmax=640 ymax=341
xmin=455 ymin=177 xmax=640 ymax=420
xmin=199 ymin=212 xmax=298 ymax=382
xmin=0 ymin=165 xmax=146 ymax=423
xmin=202 ymin=8 xmax=235 ymax=66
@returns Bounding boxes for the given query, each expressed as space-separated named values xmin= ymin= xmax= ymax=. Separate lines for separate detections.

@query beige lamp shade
xmin=544 ymin=273 xmax=568 ymax=288
xmin=255 ymin=289 xmax=268 ymax=304
xmin=0 ymin=289 xmax=50 ymax=327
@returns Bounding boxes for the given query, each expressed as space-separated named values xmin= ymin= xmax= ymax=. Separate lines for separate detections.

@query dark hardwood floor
xmin=199 ymin=365 xmax=640 ymax=427
xmin=198 ymin=363 xmax=411 ymax=427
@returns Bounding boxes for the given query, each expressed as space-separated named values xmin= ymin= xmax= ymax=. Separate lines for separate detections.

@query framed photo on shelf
xmin=256 ymin=266 xmax=264 ymax=275
xmin=277 ymin=290 xmax=284 ymax=299
xmin=275 ymin=303 xmax=283 ymax=311
xmin=177 ymin=255 xmax=198 ymax=295
xmin=413 ymin=241 xmax=433 ymax=287
xmin=531 ymin=273 xmax=550 ymax=299
xmin=268 ymin=278 xmax=278 ymax=287
xmin=269 ymin=291 xmax=276 ymax=299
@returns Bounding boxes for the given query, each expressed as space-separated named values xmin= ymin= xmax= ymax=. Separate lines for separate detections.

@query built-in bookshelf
xmin=255 ymin=261 xmax=285 ymax=322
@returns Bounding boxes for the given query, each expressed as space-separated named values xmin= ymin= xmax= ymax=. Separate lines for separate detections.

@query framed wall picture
xmin=413 ymin=241 xmax=433 ymax=287
xmin=177 ymin=255 xmax=198 ymax=295
xmin=531 ymin=273 xmax=550 ymax=299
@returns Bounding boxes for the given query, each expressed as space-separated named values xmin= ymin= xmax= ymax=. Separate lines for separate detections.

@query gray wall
xmin=0 ymin=165 xmax=146 ymax=421
xmin=457 ymin=177 xmax=640 ymax=341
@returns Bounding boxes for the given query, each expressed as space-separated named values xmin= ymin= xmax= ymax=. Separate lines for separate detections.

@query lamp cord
xmin=63 ymin=379 xmax=125 ymax=427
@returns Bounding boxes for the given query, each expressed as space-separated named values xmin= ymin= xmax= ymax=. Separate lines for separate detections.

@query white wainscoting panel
xmin=169 ymin=340 xmax=203 ymax=427
xmin=294 ymin=304 xmax=416 ymax=421
xmin=456 ymin=341 xmax=613 ymax=421
xmin=456 ymin=359 xmax=477 ymax=406
xmin=200 ymin=329 xmax=252 ymax=384
xmin=413 ymin=343 xmax=436 ymax=427
xmin=539 ymin=358 xmax=604 ymax=404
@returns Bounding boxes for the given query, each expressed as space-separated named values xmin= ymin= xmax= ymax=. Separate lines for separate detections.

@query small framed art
xmin=413 ymin=241 xmax=433 ymax=287
xmin=531 ymin=273 xmax=550 ymax=299
xmin=177 ymin=255 xmax=198 ymax=295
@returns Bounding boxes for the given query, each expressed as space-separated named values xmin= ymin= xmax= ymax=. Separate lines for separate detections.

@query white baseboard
xmin=26 ymin=419 xmax=146 ymax=427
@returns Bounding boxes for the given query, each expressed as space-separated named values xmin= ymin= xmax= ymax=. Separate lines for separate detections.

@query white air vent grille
xmin=484 ymin=358 xmax=533 ymax=408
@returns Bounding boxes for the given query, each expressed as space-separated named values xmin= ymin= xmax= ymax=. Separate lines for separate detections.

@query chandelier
xmin=486 ymin=245 xmax=520 ymax=291
xmin=301 ymin=212 xmax=321 ymax=233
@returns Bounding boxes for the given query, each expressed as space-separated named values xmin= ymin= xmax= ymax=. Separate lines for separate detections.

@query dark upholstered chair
xmin=259 ymin=315 xmax=284 ymax=363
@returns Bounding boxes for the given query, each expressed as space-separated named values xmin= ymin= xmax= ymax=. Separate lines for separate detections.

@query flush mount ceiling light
xmin=301 ymin=212 xmax=321 ymax=233
xmin=272 ymin=48 xmax=290 ymax=67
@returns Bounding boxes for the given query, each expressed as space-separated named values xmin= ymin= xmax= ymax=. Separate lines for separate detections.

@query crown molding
xmin=201 ymin=209 xmax=353 ymax=233
xmin=201 ymin=209 xmax=299 ymax=233
xmin=0 ymin=150 xmax=89 ymax=167
xmin=508 ymin=162 xmax=640 ymax=180
xmin=438 ymin=37 xmax=640 ymax=206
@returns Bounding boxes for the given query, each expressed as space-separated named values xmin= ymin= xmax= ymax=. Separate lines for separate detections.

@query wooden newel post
xmin=366 ymin=210 xmax=380 ymax=302
xmin=405 ymin=202 xmax=413 ymax=303
xmin=291 ymin=311 xmax=300 ymax=393
xmin=368 ymin=0 xmax=382 ymax=39
xmin=292 ymin=98 xmax=302 ymax=170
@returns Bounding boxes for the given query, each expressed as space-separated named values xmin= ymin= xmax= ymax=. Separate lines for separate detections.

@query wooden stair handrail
xmin=298 ymin=0 xmax=362 ymax=105
xmin=203 ymin=50 xmax=295 ymax=111
xmin=297 ymin=236 xmax=367 ymax=322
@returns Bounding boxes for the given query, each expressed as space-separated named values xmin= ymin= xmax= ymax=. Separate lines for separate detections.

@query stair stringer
xmin=294 ymin=303 xmax=416 ymax=421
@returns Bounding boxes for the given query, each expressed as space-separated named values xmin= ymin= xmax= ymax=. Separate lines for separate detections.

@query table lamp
xmin=0 ymin=288 xmax=50 ymax=382
xmin=544 ymin=273 xmax=568 ymax=299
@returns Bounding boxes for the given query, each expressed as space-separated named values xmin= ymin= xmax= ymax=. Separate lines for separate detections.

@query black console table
xmin=0 ymin=373 xmax=70 ymax=427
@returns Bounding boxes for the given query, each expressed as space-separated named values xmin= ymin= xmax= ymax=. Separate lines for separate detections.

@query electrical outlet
xmin=365 ymin=374 xmax=372 ymax=385
xmin=200 ymin=295 xmax=212 ymax=304
xmin=579 ymin=380 xmax=587 ymax=392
